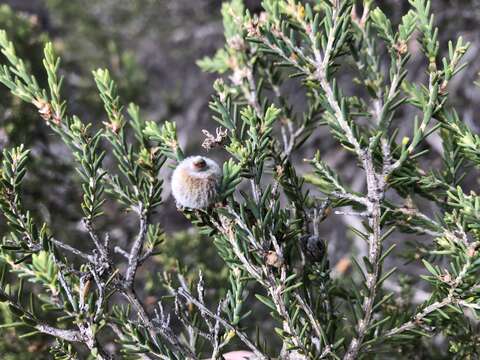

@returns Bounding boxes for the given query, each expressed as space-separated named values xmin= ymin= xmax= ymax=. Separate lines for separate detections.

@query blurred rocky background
xmin=0 ymin=0 xmax=479 ymax=358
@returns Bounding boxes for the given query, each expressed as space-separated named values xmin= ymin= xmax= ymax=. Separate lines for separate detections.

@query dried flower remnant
xmin=245 ymin=12 xmax=268 ymax=37
xmin=33 ymin=98 xmax=55 ymax=123
xmin=265 ymin=250 xmax=283 ymax=268
xmin=202 ymin=127 xmax=228 ymax=151
xmin=228 ymin=35 xmax=246 ymax=51
xmin=171 ymin=156 xmax=221 ymax=209
xmin=103 ymin=120 xmax=122 ymax=134
xmin=230 ymin=67 xmax=249 ymax=86
xmin=394 ymin=41 xmax=408 ymax=55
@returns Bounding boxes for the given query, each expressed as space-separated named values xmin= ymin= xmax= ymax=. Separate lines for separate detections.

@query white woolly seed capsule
xmin=171 ymin=156 xmax=222 ymax=209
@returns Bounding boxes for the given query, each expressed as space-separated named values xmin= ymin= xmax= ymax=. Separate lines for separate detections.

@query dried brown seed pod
xmin=300 ymin=235 xmax=325 ymax=263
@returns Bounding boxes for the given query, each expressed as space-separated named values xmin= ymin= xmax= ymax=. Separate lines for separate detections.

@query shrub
xmin=0 ymin=0 xmax=480 ymax=359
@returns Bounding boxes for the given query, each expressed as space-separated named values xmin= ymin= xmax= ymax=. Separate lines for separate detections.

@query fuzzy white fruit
xmin=171 ymin=156 xmax=221 ymax=209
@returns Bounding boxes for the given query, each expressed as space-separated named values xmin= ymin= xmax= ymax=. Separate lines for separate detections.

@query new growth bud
xmin=171 ymin=156 xmax=222 ymax=209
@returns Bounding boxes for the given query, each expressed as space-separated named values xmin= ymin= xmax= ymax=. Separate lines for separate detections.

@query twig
xmin=84 ymin=219 xmax=108 ymax=259
xmin=383 ymin=298 xmax=451 ymax=338
xmin=0 ymin=287 xmax=84 ymax=343
xmin=384 ymin=256 xmax=473 ymax=340
xmin=334 ymin=209 xmax=369 ymax=217
xmin=122 ymin=288 xmax=197 ymax=359
xmin=114 ymin=246 xmax=129 ymax=259
xmin=50 ymin=238 xmax=93 ymax=261
xmin=125 ymin=210 xmax=148 ymax=288
xmin=343 ymin=151 xmax=384 ymax=360
xmin=177 ymin=287 xmax=269 ymax=360
xmin=294 ymin=294 xmax=326 ymax=347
